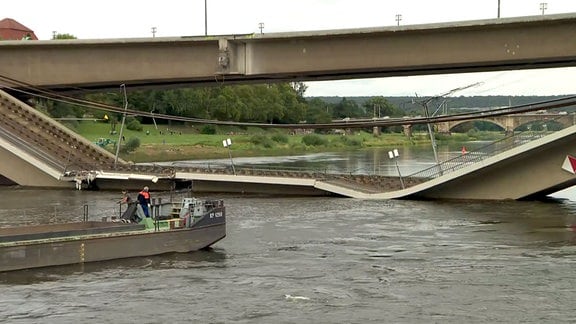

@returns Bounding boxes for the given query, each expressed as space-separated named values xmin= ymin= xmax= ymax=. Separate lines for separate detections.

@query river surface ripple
xmin=1 ymin=188 xmax=576 ymax=323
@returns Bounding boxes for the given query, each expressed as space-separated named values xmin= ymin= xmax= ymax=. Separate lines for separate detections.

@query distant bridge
xmin=436 ymin=112 xmax=576 ymax=134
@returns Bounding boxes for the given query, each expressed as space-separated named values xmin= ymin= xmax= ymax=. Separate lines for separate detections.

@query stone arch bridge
xmin=435 ymin=113 xmax=576 ymax=134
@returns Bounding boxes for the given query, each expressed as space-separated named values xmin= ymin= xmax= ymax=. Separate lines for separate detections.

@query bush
xmin=121 ymin=137 xmax=140 ymax=153
xmin=250 ymin=134 xmax=275 ymax=148
xmin=126 ymin=118 xmax=143 ymax=131
xmin=271 ymin=133 xmax=289 ymax=144
xmin=336 ymin=136 xmax=362 ymax=147
xmin=302 ymin=134 xmax=327 ymax=146
xmin=201 ymin=125 xmax=217 ymax=134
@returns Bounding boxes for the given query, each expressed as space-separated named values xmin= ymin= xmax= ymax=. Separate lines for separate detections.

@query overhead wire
xmin=1 ymin=73 xmax=576 ymax=130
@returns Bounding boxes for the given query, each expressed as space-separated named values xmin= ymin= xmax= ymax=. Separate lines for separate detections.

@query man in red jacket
xmin=137 ymin=186 xmax=151 ymax=218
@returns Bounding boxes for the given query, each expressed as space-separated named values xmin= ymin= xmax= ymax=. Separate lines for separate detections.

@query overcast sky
xmin=3 ymin=0 xmax=576 ymax=97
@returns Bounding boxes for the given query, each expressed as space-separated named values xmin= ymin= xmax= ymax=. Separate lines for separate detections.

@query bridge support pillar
xmin=504 ymin=126 xmax=515 ymax=136
xmin=403 ymin=125 xmax=412 ymax=138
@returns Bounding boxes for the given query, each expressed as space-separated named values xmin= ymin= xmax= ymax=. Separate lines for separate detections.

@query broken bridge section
xmin=0 ymin=90 xmax=123 ymax=187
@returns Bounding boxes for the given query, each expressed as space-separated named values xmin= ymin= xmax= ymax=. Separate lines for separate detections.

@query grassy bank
xmin=71 ymin=121 xmax=504 ymax=163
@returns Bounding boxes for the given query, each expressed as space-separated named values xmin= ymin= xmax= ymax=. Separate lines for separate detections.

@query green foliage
xmin=121 ymin=137 xmax=141 ymax=153
xmin=62 ymin=119 xmax=79 ymax=130
xmin=335 ymin=135 xmax=362 ymax=147
xmin=333 ymin=97 xmax=363 ymax=119
xmin=466 ymin=128 xmax=479 ymax=137
xmin=302 ymin=134 xmax=327 ymax=146
xmin=435 ymin=133 xmax=453 ymax=141
xmin=305 ymin=97 xmax=333 ymax=123
xmin=363 ymin=96 xmax=402 ymax=117
xmin=53 ymin=33 xmax=77 ymax=40
xmin=250 ymin=134 xmax=275 ymax=148
xmin=126 ymin=118 xmax=143 ymax=131
xmin=200 ymin=125 xmax=217 ymax=134
xmin=271 ymin=133 xmax=289 ymax=143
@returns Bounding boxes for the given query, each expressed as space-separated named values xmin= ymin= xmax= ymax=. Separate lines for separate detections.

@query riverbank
xmin=73 ymin=121 xmax=505 ymax=163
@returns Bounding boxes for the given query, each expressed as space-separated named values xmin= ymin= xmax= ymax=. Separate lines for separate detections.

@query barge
xmin=0 ymin=197 xmax=226 ymax=272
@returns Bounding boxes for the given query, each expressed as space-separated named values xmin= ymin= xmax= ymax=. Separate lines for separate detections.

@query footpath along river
xmin=1 ymin=146 xmax=576 ymax=323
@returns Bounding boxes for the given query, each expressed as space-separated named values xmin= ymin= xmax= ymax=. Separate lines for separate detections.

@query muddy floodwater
xmin=2 ymin=147 xmax=576 ymax=323
xmin=1 ymin=187 xmax=576 ymax=323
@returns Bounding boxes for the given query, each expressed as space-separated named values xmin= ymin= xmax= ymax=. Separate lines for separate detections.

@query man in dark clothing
xmin=119 ymin=190 xmax=139 ymax=223
xmin=137 ymin=186 xmax=151 ymax=218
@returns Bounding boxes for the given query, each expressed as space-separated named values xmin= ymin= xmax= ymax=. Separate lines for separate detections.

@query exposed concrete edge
xmin=0 ymin=137 xmax=62 ymax=180
xmin=95 ymin=171 xmax=164 ymax=182
xmin=174 ymin=172 xmax=317 ymax=186
xmin=313 ymin=181 xmax=372 ymax=198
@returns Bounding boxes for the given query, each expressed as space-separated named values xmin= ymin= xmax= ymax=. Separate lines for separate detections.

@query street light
xmin=223 ymin=138 xmax=236 ymax=175
xmin=388 ymin=149 xmax=405 ymax=189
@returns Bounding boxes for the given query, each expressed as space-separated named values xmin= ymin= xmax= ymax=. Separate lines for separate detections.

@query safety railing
xmin=404 ymin=129 xmax=551 ymax=181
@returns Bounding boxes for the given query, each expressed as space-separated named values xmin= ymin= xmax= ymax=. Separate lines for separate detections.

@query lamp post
xmin=223 ymin=138 xmax=236 ymax=175
xmin=388 ymin=149 xmax=405 ymax=189
xmin=114 ymin=84 xmax=128 ymax=169
xmin=204 ymin=0 xmax=208 ymax=36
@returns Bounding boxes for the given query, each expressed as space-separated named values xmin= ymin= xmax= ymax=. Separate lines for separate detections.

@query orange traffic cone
xmin=462 ymin=146 xmax=467 ymax=155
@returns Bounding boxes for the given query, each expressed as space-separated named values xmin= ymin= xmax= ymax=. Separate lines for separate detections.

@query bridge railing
xmin=404 ymin=130 xmax=549 ymax=181
xmin=0 ymin=125 xmax=67 ymax=172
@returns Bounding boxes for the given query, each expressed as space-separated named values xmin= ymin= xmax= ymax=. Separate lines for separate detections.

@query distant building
xmin=0 ymin=18 xmax=38 ymax=40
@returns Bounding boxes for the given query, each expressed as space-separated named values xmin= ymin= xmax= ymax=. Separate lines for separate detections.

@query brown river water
xmin=1 ymin=147 xmax=576 ymax=323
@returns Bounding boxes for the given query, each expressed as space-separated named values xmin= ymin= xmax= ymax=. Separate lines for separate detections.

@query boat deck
xmin=0 ymin=221 xmax=145 ymax=244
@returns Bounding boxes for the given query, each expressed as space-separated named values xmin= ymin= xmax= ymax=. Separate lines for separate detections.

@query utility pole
xmin=395 ymin=14 xmax=402 ymax=26
xmin=540 ymin=2 xmax=547 ymax=15
xmin=204 ymin=0 xmax=208 ymax=36
xmin=114 ymin=84 xmax=128 ymax=169
xmin=258 ymin=22 xmax=265 ymax=34
xmin=151 ymin=27 xmax=157 ymax=37
xmin=497 ymin=0 xmax=501 ymax=18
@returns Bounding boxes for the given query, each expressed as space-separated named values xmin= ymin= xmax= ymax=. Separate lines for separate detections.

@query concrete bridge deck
xmin=1 ymin=14 xmax=576 ymax=92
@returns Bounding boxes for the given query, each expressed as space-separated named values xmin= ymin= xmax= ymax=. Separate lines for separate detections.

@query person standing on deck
xmin=119 ymin=190 xmax=132 ymax=205
xmin=137 ymin=186 xmax=151 ymax=218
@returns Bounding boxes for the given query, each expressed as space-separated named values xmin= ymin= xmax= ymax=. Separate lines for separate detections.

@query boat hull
xmin=0 ymin=223 xmax=225 ymax=272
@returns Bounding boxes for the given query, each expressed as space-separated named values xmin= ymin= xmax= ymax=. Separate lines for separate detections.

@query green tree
xmin=53 ymin=33 xmax=77 ymax=40
xmin=363 ymin=97 xmax=402 ymax=118
xmin=305 ymin=98 xmax=332 ymax=123
xmin=333 ymin=97 xmax=363 ymax=119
